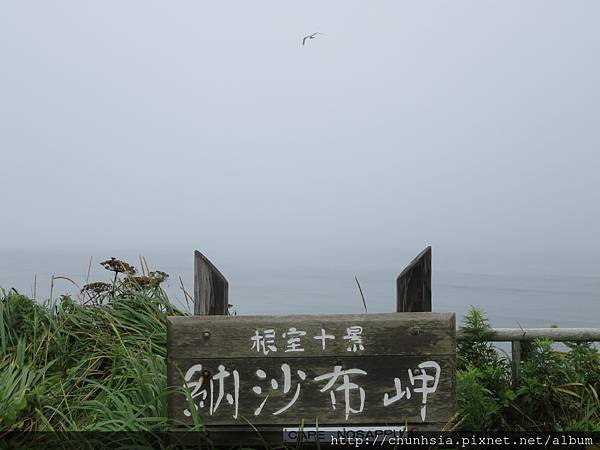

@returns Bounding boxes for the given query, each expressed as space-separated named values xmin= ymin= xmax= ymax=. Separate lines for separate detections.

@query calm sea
xmin=1 ymin=251 xmax=598 ymax=329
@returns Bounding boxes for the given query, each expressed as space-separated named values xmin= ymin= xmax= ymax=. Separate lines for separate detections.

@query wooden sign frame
xmin=167 ymin=312 xmax=455 ymax=446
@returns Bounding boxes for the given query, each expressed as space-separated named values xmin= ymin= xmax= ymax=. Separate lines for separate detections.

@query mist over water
xmin=1 ymin=249 xmax=598 ymax=328
xmin=1 ymin=1 xmax=599 ymax=328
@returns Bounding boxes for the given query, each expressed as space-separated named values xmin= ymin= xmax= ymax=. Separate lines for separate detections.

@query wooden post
xmin=193 ymin=250 xmax=229 ymax=315
xmin=396 ymin=246 xmax=432 ymax=312
xmin=511 ymin=340 xmax=521 ymax=389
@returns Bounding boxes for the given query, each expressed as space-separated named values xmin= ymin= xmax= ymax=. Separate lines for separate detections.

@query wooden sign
xmin=167 ymin=313 xmax=456 ymax=443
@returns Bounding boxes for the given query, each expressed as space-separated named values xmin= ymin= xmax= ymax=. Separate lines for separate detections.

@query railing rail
xmin=457 ymin=327 xmax=600 ymax=342
xmin=456 ymin=327 xmax=600 ymax=388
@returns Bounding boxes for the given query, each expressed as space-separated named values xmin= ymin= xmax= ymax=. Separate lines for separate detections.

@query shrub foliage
xmin=457 ymin=307 xmax=600 ymax=431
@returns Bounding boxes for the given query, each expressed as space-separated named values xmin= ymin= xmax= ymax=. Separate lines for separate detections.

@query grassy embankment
xmin=0 ymin=259 xmax=598 ymax=443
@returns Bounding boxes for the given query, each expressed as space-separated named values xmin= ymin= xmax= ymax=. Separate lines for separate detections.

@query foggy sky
xmin=1 ymin=1 xmax=599 ymax=276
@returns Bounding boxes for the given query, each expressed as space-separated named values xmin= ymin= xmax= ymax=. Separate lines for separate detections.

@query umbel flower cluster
xmin=80 ymin=257 xmax=169 ymax=305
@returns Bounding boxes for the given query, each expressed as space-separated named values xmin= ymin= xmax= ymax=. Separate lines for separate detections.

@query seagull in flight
xmin=302 ymin=32 xmax=323 ymax=46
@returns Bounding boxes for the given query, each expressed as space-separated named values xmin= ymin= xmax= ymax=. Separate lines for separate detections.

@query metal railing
xmin=456 ymin=328 xmax=600 ymax=387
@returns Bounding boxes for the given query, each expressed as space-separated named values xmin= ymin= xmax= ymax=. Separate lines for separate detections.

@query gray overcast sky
xmin=1 ymin=1 xmax=599 ymax=276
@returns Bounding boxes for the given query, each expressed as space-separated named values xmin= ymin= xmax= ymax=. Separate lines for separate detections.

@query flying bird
xmin=302 ymin=32 xmax=323 ymax=46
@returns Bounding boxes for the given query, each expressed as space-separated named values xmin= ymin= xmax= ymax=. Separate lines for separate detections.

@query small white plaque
xmin=283 ymin=425 xmax=406 ymax=443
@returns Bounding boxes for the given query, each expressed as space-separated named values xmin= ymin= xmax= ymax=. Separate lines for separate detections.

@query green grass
xmin=0 ymin=285 xmax=187 ymax=434
xmin=0 ymin=270 xmax=598 ymax=441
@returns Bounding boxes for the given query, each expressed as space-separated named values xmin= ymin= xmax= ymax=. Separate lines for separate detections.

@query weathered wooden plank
xmin=167 ymin=313 xmax=456 ymax=358
xmin=457 ymin=328 xmax=600 ymax=342
xmin=396 ymin=247 xmax=432 ymax=312
xmin=167 ymin=312 xmax=456 ymax=433
xmin=169 ymin=355 xmax=455 ymax=426
xmin=193 ymin=250 xmax=228 ymax=315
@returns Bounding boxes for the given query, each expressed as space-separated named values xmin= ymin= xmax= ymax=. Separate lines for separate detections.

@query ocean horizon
xmin=1 ymin=250 xmax=598 ymax=329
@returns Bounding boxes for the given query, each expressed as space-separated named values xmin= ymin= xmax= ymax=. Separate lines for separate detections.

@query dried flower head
xmin=100 ymin=257 xmax=136 ymax=275
xmin=124 ymin=275 xmax=155 ymax=289
xmin=149 ymin=270 xmax=169 ymax=284
xmin=124 ymin=270 xmax=169 ymax=289
xmin=81 ymin=282 xmax=112 ymax=295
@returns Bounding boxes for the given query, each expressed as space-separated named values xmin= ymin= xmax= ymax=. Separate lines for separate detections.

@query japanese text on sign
xmin=182 ymin=324 xmax=441 ymax=422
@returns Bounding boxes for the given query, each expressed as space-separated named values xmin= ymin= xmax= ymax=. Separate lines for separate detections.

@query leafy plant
xmin=456 ymin=307 xmax=600 ymax=432
xmin=457 ymin=306 xmax=504 ymax=370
